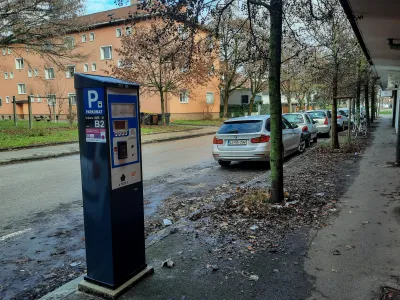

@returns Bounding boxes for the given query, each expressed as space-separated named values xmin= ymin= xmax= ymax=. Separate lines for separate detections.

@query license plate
xmin=228 ymin=140 xmax=247 ymax=146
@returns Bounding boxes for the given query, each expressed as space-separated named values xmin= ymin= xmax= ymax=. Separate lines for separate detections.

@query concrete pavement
xmin=0 ymin=126 xmax=219 ymax=165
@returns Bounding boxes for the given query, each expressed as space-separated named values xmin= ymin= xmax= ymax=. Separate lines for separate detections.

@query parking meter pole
xmin=12 ymin=96 xmax=17 ymax=126
xmin=28 ymin=95 xmax=33 ymax=130
xmin=74 ymin=74 xmax=153 ymax=297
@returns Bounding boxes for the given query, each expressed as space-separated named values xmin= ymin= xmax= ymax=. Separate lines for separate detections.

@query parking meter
xmin=74 ymin=74 xmax=150 ymax=290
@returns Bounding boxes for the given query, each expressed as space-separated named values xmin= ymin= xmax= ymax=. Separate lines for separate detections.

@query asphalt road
xmin=0 ymin=134 xmax=217 ymax=230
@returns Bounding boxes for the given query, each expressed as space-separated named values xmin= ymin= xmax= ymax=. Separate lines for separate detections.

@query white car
xmin=212 ymin=115 xmax=305 ymax=167
xmin=283 ymin=113 xmax=318 ymax=147
xmin=307 ymin=110 xmax=332 ymax=137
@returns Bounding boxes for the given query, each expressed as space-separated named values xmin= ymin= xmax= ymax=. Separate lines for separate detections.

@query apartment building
xmin=0 ymin=6 xmax=220 ymax=121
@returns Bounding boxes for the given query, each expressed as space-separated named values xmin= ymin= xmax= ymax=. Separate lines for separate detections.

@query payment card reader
xmin=74 ymin=74 xmax=152 ymax=292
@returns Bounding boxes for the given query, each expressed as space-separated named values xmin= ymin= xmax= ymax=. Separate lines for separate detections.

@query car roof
xmin=224 ymin=115 xmax=270 ymax=122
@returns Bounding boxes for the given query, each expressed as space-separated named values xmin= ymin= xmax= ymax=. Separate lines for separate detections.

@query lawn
xmin=172 ymin=119 xmax=225 ymax=126
xmin=0 ymin=121 xmax=199 ymax=150
xmin=379 ymin=109 xmax=392 ymax=115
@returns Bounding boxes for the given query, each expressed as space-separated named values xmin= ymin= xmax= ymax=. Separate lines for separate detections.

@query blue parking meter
xmin=74 ymin=74 xmax=150 ymax=291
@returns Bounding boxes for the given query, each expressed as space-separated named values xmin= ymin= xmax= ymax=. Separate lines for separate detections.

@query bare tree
xmin=0 ymin=0 xmax=87 ymax=68
xmin=109 ymin=20 xmax=215 ymax=126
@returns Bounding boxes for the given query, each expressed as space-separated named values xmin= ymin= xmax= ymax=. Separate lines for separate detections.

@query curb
xmin=0 ymin=131 xmax=216 ymax=166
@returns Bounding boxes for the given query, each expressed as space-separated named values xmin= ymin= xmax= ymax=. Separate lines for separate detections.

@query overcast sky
xmin=85 ymin=0 xmax=129 ymax=15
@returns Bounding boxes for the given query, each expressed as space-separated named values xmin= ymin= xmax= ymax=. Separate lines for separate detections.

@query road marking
xmin=0 ymin=228 xmax=32 ymax=241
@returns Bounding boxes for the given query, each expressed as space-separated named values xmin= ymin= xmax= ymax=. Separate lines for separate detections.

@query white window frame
xmin=206 ymin=92 xmax=214 ymax=104
xmin=117 ymin=60 xmax=122 ymax=68
xmin=29 ymin=94 xmax=34 ymax=103
xmin=17 ymin=83 xmax=26 ymax=95
xmin=2 ymin=48 xmax=5 ymax=55
xmin=89 ymin=32 xmax=95 ymax=42
xmin=37 ymin=94 xmax=42 ymax=103
xmin=45 ymin=67 xmax=55 ymax=79
xmin=34 ymin=69 xmax=38 ymax=77
xmin=100 ymin=45 xmax=112 ymax=60
xmin=65 ymin=37 xmax=75 ymax=49
xmin=180 ymin=90 xmax=189 ymax=104
xmin=82 ymin=34 xmax=87 ymax=43
xmin=9 ymin=72 xmax=14 ymax=79
xmin=125 ymin=26 xmax=132 ymax=35
xmin=8 ymin=48 xmax=11 ymax=54
xmin=6 ymin=96 xmax=10 ymax=104
xmin=116 ymin=28 xmax=122 ymax=37
xmin=28 ymin=69 xmax=32 ymax=77
xmin=68 ymin=93 xmax=76 ymax=105
xmin=47 ymin=94 xmax=56 ymax=105
xmin=84 ymin=63 xmax=89 ymax=72
xmin=92 ymin=63 xmax=97 ymax=71
xmin=4 ymin=72 xmax=8 ymax=80
xmin=65 ymin=65 xmax=76 ymax=78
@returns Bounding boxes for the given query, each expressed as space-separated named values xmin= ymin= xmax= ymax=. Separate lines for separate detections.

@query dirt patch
xmin=381 ymin=287 xmax=400 ymax=300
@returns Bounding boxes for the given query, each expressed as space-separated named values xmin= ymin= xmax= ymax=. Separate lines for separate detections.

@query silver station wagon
xmin=212 ymin=115 xmax=305 ymax=167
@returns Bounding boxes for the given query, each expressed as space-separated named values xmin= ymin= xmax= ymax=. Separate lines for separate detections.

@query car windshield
xmin=218 ymin=120 xmax=263 ymax=134
xmin=283 ymin=114 xmax=304 ymax=124
xmin=338 ymin=110 xmax=347 ymax=116
xmin=308 ymin=111 xmax=326 ymax=119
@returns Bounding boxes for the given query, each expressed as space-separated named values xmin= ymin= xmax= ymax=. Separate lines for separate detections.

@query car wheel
xmin=305 ymin=137 xmax=311 ymax=148
xmin=298 ymin=135 xmax=306 ymax=153
xmin=341 ymin=123 xmax=345 ymax=131
xmin=218 ymin=160 xmax=231 ymax=167
xmin=313 ymin=135 xmax=318 ymax=143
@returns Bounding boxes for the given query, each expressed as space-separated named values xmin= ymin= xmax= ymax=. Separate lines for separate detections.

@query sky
xmin=85 ymin=0 xmax=129 ymax=15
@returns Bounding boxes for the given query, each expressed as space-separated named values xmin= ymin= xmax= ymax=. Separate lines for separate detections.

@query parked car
xmin=332 ymin=110 xmax=345 ymax=131
xmin=212 ymin=115 xmax=306 ymax=167
xmin=283 ymin=112 xmax=318 ymax=147
xmin=337 ymin=109 xmax=352 ymax=129
xmin=306 ymin=110 xmax=332 ymax=137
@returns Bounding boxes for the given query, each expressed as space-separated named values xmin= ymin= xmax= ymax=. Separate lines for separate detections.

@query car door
xmin=305 ymin=114 xmax=317 ymax=137
xmin=282 ymin=117 xmax=298 ymax=152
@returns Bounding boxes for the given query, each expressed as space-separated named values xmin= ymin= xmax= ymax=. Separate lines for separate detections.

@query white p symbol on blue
xmin=88 ymin=90 xmax=98 ymax=108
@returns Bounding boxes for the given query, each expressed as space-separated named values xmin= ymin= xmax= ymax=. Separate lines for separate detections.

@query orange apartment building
xmin=0 ymin=6 xmax=220 ymax=121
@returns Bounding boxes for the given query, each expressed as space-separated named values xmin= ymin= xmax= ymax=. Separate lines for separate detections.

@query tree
xmin=0 ymin=0 xmax=87 ymax=67
xmin=109 ymin=21 xmax=215 ymax=126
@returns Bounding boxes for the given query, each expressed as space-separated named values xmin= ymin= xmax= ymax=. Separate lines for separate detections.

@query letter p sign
xmin=88 ymin=90 xmax=99 ymax=108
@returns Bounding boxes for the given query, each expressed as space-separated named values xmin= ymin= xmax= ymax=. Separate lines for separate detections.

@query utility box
xmin=74 ymin=74 xmax=152 ymax=292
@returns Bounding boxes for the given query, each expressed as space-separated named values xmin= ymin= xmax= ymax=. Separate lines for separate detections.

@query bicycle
xmin=351 ymin=113 xmax=368 ymax=139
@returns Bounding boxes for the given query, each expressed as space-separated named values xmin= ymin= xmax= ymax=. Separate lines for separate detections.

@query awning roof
xmin=340 ymin=0 xmax=400 ymax=89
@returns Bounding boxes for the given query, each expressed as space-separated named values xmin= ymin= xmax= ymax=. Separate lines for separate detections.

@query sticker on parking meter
xmin=83 ymin=88 xmax=104 ymax=115
xmin=86 ymin=128 xmax=107 ymax=143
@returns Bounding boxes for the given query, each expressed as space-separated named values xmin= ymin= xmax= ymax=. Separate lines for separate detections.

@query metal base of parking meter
xmin=74 ymin=74 xmax=152 ymax=297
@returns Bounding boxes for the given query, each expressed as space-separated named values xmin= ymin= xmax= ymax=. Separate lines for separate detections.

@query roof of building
xmin=81 ymin=5 xmax=139 ymax=26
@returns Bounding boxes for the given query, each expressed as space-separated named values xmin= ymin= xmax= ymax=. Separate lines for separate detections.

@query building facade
xmin=0 ymin=6 xmax=220 ymax=121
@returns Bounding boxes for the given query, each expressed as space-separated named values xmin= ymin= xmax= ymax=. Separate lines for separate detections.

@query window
xmin=180 ymin=90 xmax=189 ymax=103
xmin=116 ymin=28 xmax=122 ymax=37
xmin=68 ymin=93 xmax=76 ymax=105
xmin=90 ymin=32 xmax=95 ymax=41
xmin=82 ymin=34 xmax=87 ymax=43
xmin=92 ymin=63 xmax=97 ymax=71
xmin=282 ymin=117 xmax=293 ymax=129
xmin=10 ymin=72 xmax=14 ymax=79
xmin=218 ymin=120 xmax=263 ymax=134
xmin=2 ymin=48 xmax=5 ymax=55
xmin=84 ymin=63 xmax=89 ymax=72
xmin=178 ymin=25 xmax=188 ymax=40
xmin=8 ymin=48 xmax=11 ymax=54
xmin=28 ymin=69 xmax=32 ymax=77
xmin=305 ymin=114 xmax=312 ymax=123
xmin=206 ymin=92 xmax=214 ymax=104
xmin=283 ymin=114 xmax=304 ymax=124
xmin=29 ymin=94 xmax=34 ymax=102
xmin=100 ymin=46 xmax=112 ymax=60
xmin=65 ymin=37 xmax=75 ymax=49
xmin=47 ymin=94 xmax=56 ymax=105
xmin=125 ymin=26 xmax=132 ymax=35
xmin=0 ymin=97 xmax=2 ymax=106
xmin=117 ymin=60 xmax=122 ymax=68
xmin=6 ymin=96 xmax=10 ymax=104
xmin=17 ymin=83 xmax=26 ymax=94
xmin=241 ymin=95 xmax=249 ymax=104
xmin=37 ymin=95 xmax=42 ymax=103
xmin=34 ymin=69 xmax=38 ymax=77
xmin=43 ymin=41 xmax=52 ymax=51
xmin=45 ymin=67 xmax=55 ymax=79
xmin=4 ymin=72 xmax=8 ymax=80
xmin=65 ymin=65 xmax=75 ymax=78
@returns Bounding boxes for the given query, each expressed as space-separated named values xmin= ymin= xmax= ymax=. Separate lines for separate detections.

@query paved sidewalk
xmin=0 ymin=127 xmax=218 ymax=165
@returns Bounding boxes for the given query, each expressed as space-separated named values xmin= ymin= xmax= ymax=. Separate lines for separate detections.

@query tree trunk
xmin=355 ymin=60 xmax=361 ymax=126
xmin=248 ymin=94 xmax=256 ymax=116
xmin=331 ymin=65 xmax=339 ymax=149
xmin=269 ymin=0 xmax=284 ymax=203
xmin=223 ymin=88 xmax=229 ymax=118
xmin=160 ymin=90 xmax=166 ymax=126
xmin=371 ymin=80 xmax=375 ymax=123
xmin=364 ymin=81 xmax=370 ymax=128
xmin=287 ymin=92 xmax=292 ymax=113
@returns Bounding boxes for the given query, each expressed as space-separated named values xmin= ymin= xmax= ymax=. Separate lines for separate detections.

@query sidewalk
xmin=40 ymin=116 xmax=400 ymax=300
xmin=0 ymin=127 xmax=218 ymax=165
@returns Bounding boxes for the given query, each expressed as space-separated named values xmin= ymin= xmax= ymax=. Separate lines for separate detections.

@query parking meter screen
xmin=113 ymin=120 xmax=127 ymax=130
xmin=111 ymin=103 xmax=136 ymax=118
